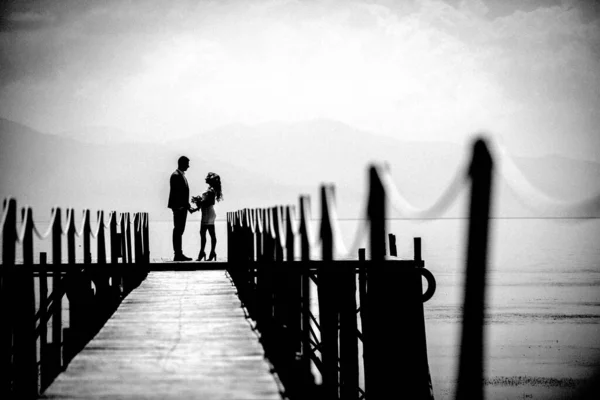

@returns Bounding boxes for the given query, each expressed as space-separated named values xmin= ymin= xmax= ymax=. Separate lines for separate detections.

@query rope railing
xmin=379 ymin=161 xmax=468 ymax=219
xmin=491 ymin=139 xmax=600 ymax=217
xmin=0 ymin=199 xmax=151 ymax=398
xmin=227 ymin=169 xmax=438 ymax=399
xmin=226 ymin=135 xmax=600 ymax=400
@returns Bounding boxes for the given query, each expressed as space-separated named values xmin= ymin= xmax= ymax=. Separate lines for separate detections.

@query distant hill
xmin=1 ymin=118 xmax=599 ymax=222
xmin=165 ymin=119 xmax=600 ymax=218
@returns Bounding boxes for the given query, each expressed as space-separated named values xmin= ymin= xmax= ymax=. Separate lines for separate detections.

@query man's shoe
xmin=174 ymin=254 xmax=192 ymax=262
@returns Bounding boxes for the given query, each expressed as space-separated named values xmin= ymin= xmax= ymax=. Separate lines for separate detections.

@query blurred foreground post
xmin=456 ymin=138 xmax=494 ymax=400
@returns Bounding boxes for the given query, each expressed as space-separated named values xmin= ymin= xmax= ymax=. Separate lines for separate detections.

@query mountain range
xmin=1 ymin=118 xmax=599 ymax=223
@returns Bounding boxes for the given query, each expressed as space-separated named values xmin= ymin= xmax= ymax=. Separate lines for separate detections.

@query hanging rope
xmin=378 ymin=158 xmax=469 ymax=220
xmin=491 ymin=140 xmax=600 ymax=218
xmin=275 ymin=207 xmax=287 ymax=250
xmin=298 ymin=196 xmax=323 ymax=260
xmin=323 ymin=185 xmax=369 ymax=260
xmin=15 ymin=206 xmax=32 ymax=244
xmin=90 ymin=211 xmax=104 ymax=239
xmin=104 ymin=210 xmax=115 ymax=229
xmin=32 ymin=207 xmax=59 ymax=240
xmin=74 ymin=210 xmax=86 ymax=238
xmin=0 ymin=198 xmax=10 ymax=234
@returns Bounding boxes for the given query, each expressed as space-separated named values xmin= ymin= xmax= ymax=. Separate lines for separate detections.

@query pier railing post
xmin=0 ymin=198 xmax=17 ymax=397
xmin=97 ymin=211 xmax=107 ymax=264
xmin=93 ymin=211 xmax=110 ymax=310
xmin=318 ymin=184 xmax=339 ymax=400
xmin=363 ymin=166 xmax=385 ymax=399
xmin=51 ymin=207 xmax=64 ymax=375
xmin=143 ymin=213 xmax=150 ymax=264
xmin=64 ymin=210 xmax=94 ymax=364
xmin=456 ymin=138 xmax=494 ymax=400
xmin=39 ymin=253 xmax=50 ymax=391
xmin=298 ymin=196 xmax=314 ymax=392
xmin=365 ymin=166 xmax=435 ymax=400
xmin=83 ymin=209 xmax=91 ymax=264
xmin=285 ymin=205 xmax=302 ymax=362
xmin=109 ymin=211 xmax=122 ymax=300
xmin=13 ymin=206 xmax=38 ymax=398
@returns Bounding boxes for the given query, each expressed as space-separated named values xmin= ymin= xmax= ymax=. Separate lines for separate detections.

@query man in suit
xmin=168 ymin=156 xmax=193 ymax=261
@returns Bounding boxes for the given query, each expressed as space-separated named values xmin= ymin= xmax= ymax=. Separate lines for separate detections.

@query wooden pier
xmin=2 ymin=139 xmax=524 ymax=399
xmin=41 ymin=268 xmax=283 ymax=399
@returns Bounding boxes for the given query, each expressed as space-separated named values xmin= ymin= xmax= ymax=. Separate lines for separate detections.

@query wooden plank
xmin=41 ymin=271 xmax=283 ymax=400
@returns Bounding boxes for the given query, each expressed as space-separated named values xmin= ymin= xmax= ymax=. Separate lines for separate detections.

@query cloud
xmin=0 ymin=0 xmax=599 ymax=159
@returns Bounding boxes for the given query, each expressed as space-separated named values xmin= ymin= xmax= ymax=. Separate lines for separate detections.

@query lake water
xmin=3 ymin=217 xmax=600 ymax=398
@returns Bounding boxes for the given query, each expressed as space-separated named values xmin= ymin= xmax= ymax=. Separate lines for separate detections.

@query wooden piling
xmin=51 ymin=207 xmax=63 ymax=374
xmin=318 ymin=185 xmax=339 ymax=400
xmin=456 ymin=138 xmax=494 ymax=400
xmin=39 ymin=252 xmax=51 ymax=390
xmin=13 ymin=207 xmax=38 ymax=398
xmin=298 ymin=196 xmax=313 ymax=389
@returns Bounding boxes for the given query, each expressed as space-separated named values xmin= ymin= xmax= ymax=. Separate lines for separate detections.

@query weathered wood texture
xmin=41 ymin=271 xmax=283 ymax=400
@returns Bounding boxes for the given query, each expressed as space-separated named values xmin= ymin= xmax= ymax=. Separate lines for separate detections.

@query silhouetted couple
xmin=167 ymin=156 xmax=224 ymax=262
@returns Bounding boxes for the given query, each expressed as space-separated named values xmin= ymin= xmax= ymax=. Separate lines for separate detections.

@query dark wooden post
xmin=39 ymin=252 xmax=50 ymax=390
xmin=248 ymin=210 xmax=256 ymax=262
xmin=66 ymin=209 xmax=76 ymax=265
xmin=143 ymin=213 xmax=150 ymax=263
xmin=272 ymin=206 xmax=292 ymax=387
xmin=252 ymin=209 xmax=263 ymax=314
xmin=125 ymin=213 xmax=133 ymax=265
xmin=318 ymin=185 xmax=338 ymax=400
xmin=134 ymin=213 xmax=142 ymax=264
xmin=230 ymin=211 xmax=238 ymax=262
xmin=97 ymin=211 xmax=107 ymax=264
xmin=1 ymin=198 xmax=17 ymax=265
xmin=340 ymin=260 xmax=359 ymax=400
xmin=93 ymin=211 xmax=109 ymax=309
xmin=285 ymin=206 xmax=295 ymax=262
xmin=366 ymin=166 xmax=435 ymax=399
xmin=109 ymin=212 xmax=122 ymax=300
xmin=65 ymin=208 xmax=86 ymax=363
xmin=226 ymin=212 xmax=231 ymax=262
xmin=362 ymin=166 xmax=385 ymax=398
xmin=298 ymin=195 xmax=313 ymax=388
xmin=456 ymin=138 xmax=494 ymax=400
xmin=358 ymin=248 xmax=365 ymax=260
xmin=414 ymin=236 xmax=434 ymax=397
xmin=13 ymin=207 xmax=38 ymax=397
xmin=110 ymin=212 xmax=119 ymax=265
xmin=256 ymin=208 xmax=274 ymax=335
xmin=119 ymin=213 xmax=127 ymax=265
xmin=358 ymin=245 xmax=367 ymax=390
xmin=256 ymin=209 xmax=263 ymax=262
xmin=119 ymin=213 xmax=129 ymax=292
xmin=285 ymin=205 xmax=301 ymax=352
xmin=83 ymin=209 xmax=91 ymax=264
xmin=0 ymin=198 xmax=17 ymax=397
xmin=241 ymin=209 xmax=249 ymax=262
xmin=388 ymin=233 xmax=397 ymax=257
xmin=368 ymin=167 xmax=386 ymax=263
xmin=51 ymin=207 xmax=63 ymax=374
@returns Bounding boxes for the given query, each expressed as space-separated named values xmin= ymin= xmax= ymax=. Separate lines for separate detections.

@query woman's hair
xmin=206 ymin=172 xmax=223 ymax=202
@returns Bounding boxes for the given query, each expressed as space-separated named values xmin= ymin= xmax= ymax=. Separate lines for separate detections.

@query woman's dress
xmin=200 ymin=188 xmax=216 ymax=225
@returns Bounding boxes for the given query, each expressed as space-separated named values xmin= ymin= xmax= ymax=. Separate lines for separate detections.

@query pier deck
xmin=41 ymin=269 xmax=283 ymax=399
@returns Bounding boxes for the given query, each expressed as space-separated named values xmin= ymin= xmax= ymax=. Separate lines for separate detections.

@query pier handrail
xmin=227 ymin=136 xmax=600 ymax=400
xmin=0 ymin=200 xmax=151 ymax=398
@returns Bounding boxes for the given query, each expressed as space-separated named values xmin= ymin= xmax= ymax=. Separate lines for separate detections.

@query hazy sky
xmin=1 ymin=0 xmax=599 ymax=161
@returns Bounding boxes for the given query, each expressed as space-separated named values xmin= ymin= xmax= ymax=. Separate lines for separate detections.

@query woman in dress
xmin=192 ymin=172 xmax=223 ymax=261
